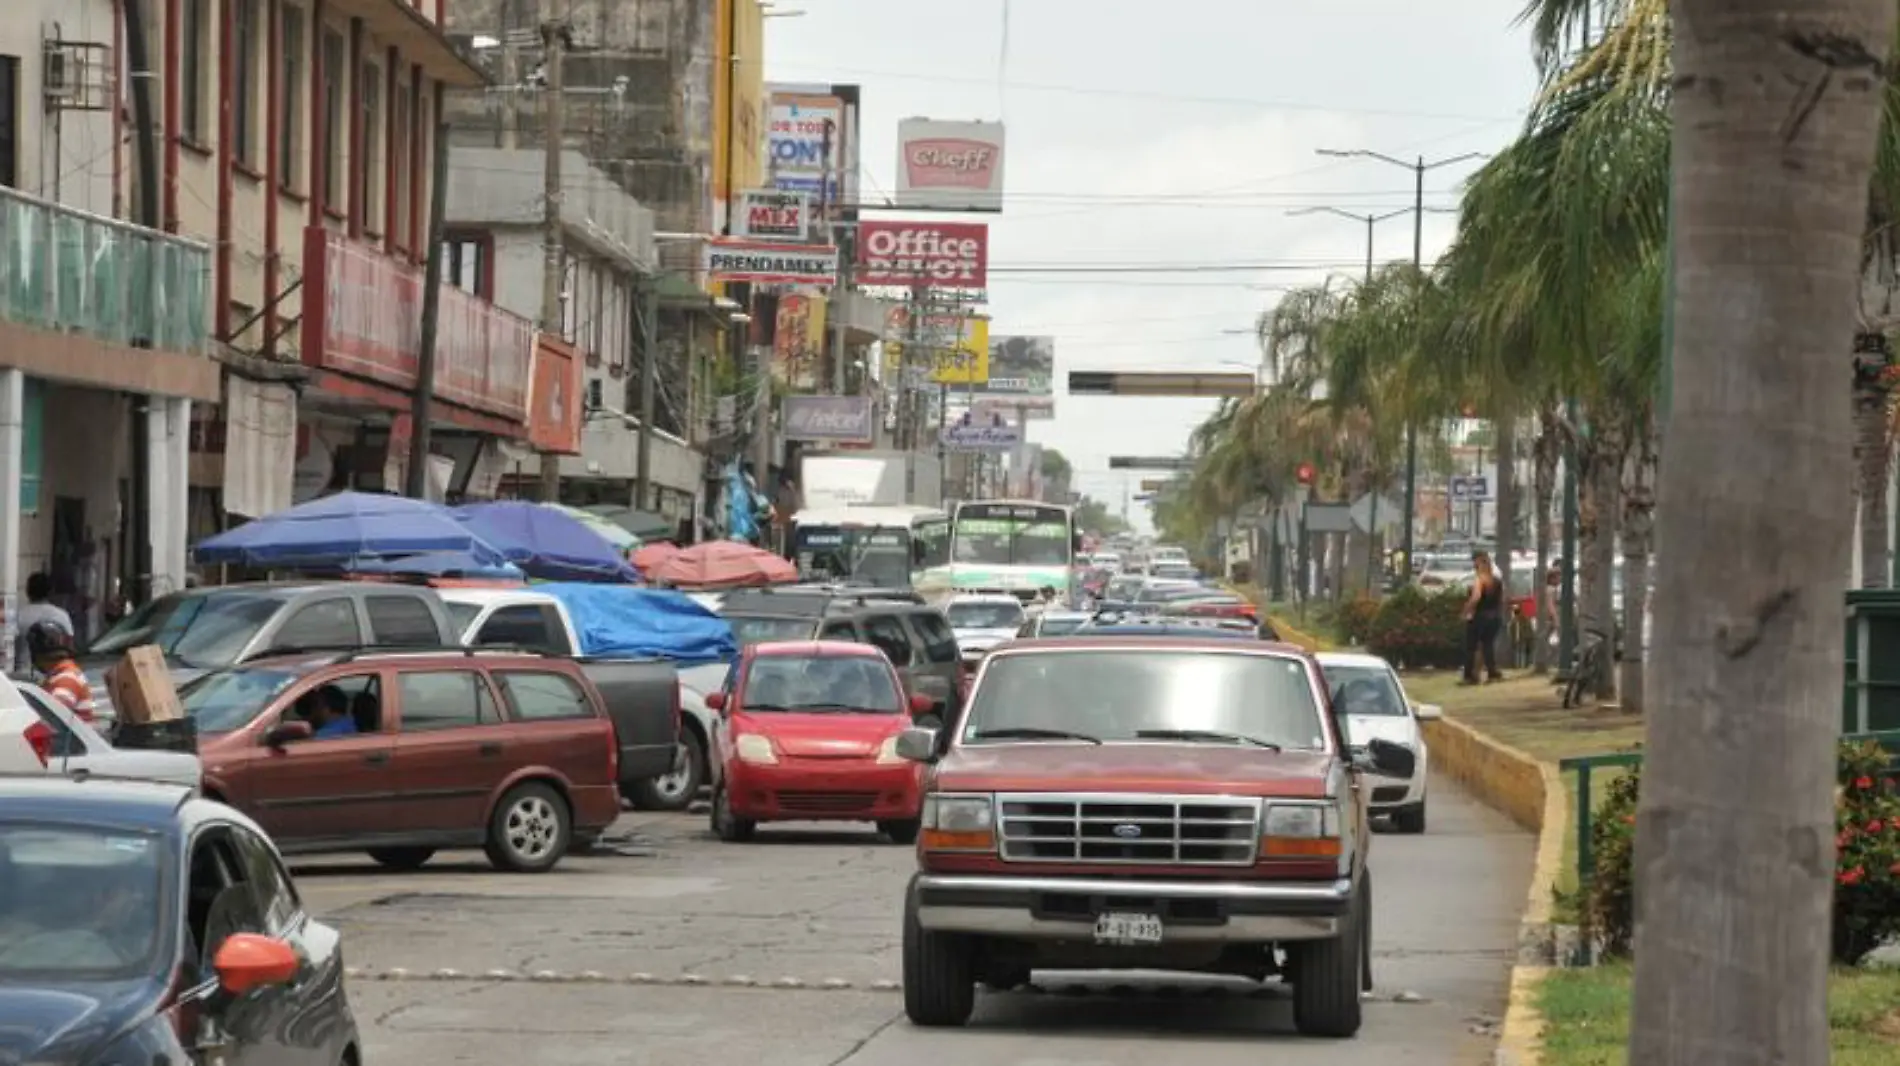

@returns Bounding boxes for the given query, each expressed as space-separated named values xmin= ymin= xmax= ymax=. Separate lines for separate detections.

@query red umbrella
xmin=649 ymin=540 xmax=798 ymax=590
xmin=630 ymin=540 xmax=682 ymax=574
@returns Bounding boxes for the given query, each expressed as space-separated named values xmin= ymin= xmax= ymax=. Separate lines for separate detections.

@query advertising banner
xmin=940 ymin=406 xmax=1022 ymax=451
xmin=527 ymin=335 xmax=583 ymax=454
xmin=782 ymin=395 xmax=876 ymax=444
xmin=855 ymin=220 xmax=988 ymax=288
xmin=766 ymin=88 xmax=846 ymax=200
xmin=895 ymin=119 xmax=1005 ymax=212
xmin=884 ymin=306 xmax=990 ymax=385
xmin=704 ymin=239 xmax=838 ymax=285
xmin=733 ymin=189 xmax=811 ymax=240
xmin=772 ymin=294 xmax=827 ymax=391
xmin=977 ymin=334 xmax=1055 ymax=394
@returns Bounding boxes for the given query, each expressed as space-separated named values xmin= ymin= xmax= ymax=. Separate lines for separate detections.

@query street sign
xmin=1140 ymin=478 xmax=1166 ymax=491
xmin=1449 ymin=475 xmax=1492 ymax=502
xmin=1108 ymin=456 xmax=1194 ymax=470
xmin=1068 ymin=370 xmax=1255 ymax=398
xmin=1349 ymin=492 xmax=1402 ymax=533
xmin=1132 ymin=493 xmax=1156 ymax=502
xmin=1303 ymin=501 xmax=1354 ymax=534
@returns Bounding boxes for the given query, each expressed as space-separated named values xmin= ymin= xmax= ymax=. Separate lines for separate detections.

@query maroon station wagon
xmin=185 ymin=649 xmax=623 ymax=873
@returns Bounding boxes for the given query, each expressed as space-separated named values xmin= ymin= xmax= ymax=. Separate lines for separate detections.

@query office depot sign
xmin=855 ymin=221 xmax=988 ymax=288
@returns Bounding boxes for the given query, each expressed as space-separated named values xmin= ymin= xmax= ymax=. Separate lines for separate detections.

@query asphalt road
xmin=295 ymin=776 xmax=1530 ymax=1065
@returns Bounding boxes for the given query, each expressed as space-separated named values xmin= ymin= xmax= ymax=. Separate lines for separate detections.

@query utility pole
xmin=635 ymin=281 xmax=657 ymax=509
xmin=121 ymin=0 xmax=159 ymax=603
xmin=406 ymin=93 xmax=450 ymax=498
xmin=535 ymin=14 xmax=568 ymax=504
xmin=498 ymin=32 xmax=518 ymax=148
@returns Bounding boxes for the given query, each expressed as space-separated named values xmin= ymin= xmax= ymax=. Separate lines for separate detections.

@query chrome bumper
xmin=912 ymin=873 xmax=1351 ymax=943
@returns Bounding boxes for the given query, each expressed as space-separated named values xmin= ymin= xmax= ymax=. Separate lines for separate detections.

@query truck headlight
xmin=734 ymin=734 xmax=778 ymax=765
xmin=1261 ymin=803 xmax=1342 ymax=860
xmin=920 ymin=793 xmax=994 ymax=851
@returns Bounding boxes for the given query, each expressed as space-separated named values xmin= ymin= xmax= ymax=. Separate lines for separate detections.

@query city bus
xmin=939 ymin=499 xmax=1080 ymax=603
xmin=787 ymin=504 xmax=950 ymax=588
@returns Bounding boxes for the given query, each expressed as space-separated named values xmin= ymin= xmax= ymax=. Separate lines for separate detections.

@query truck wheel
xmin=626 ymin=729 xmax=706 ymax=811
xmin=1391 ymin=799 xmax=1427 ymax=834
xmin=484 ymin=783 xmax=571 ymax=873
xmin=903 ymin=884 xmax=976 ymax=1026
xmin=710 ymin=786 xmax=754 ymax=843
xmin=1360 ymin=866 xmax=1374 ymax=992
xmin=1289 ymin=879 xmax=1365 ymax=1037
xmin=879 ymin=819 xmax=920 ymax=845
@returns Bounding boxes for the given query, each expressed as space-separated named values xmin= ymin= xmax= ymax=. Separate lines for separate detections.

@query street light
xmin=1287 ymin=205 xmax=1456 ymax=283
xmin=1313 ymin=148 xmax=1486 ymax=579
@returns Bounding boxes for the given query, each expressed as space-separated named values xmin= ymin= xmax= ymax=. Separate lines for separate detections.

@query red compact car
xmin=708 ymin=641 xmax=934 ymax=843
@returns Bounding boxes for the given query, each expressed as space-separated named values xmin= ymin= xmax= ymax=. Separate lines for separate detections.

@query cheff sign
xmin=782 ymin=395 xmax=875 ymax=444
xmin=734 ymin=189 xmax=810 ymax=241
xmin=704 ymin=239 xmax=838 ymax=285
xmin=896 ymin=119 xmax=1005 ymax=213
xmin=855 ymin=221 xmax=988 ymax=288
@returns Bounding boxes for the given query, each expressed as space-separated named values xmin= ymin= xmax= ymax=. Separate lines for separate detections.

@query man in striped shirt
xmin=28 ymin=621 xmax=94 ymax=725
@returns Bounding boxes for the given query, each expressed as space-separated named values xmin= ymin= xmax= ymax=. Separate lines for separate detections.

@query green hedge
xmin=1364 ymin=586 xmax=1468 ymax=669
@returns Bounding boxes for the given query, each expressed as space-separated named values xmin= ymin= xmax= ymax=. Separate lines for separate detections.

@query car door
xmin=240 ymin=669 xmax=396 ymax=845
xmin=492 ymin=668 xmax=608 ymax=785
xmin=388 ymin=667 xmax=511 ymax=838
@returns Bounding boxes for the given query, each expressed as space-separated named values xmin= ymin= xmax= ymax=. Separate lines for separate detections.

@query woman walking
xmin=1461 ymin=551 xmax=1505 ymax=685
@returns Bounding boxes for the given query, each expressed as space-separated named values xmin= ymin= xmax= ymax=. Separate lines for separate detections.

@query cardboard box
xmin=104 ymin=645 xmax=183 ymax=725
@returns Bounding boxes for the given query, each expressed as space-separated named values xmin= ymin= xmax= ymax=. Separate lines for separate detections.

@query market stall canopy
xmin=455 ymin=501 xmax=640 ymax=583
xmin=534 ymin=583 xmax=737 ymax=666
xmin=546 ymin=503 xmax=640 ymax=552
xmin=342 ymin=551 xmax=525 ymax=581
xmin=584 ymin=504 xmax=674 ymax=541
xmin=630 ymin=541 xmax=683 ymax=574
xmin=648 ymin=540 xmax=797 ymax=590
xmin=193 ymin=491 xmax=508 ymax=569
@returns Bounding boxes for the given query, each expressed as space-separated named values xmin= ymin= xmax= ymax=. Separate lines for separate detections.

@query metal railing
xmin=0 ymin=186 xmax=211 ymax=353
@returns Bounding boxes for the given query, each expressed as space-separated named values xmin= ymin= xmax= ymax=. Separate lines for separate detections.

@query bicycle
xmin=1562 ymin=627 xmax=1610 ymax=709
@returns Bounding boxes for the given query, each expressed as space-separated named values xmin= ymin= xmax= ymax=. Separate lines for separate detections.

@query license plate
xmin=1093 ymin=912 xmax=1164 ymax=945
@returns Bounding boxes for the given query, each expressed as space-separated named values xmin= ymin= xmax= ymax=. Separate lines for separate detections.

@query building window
xmin=233 ymin=0 xmax=258 ymax=163
xmin=182 ymin=0 xmax=210 ymax=142
xmin=0 ymin=56 xmax=16 ymax=187
xmin=359 ymin=63 xmax=381 ymax=230
xmin=390 ymin=77 xmax=409 ymax=244
xmin=320 ymin=29 xmax=344 ymax=206
xmin=278 ymin=6 xmax=303 ymax=186
xmin=443 ymin=237 xmax=485 ymax=297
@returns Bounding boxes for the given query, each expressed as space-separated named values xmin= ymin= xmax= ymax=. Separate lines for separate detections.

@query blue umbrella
xmin=343 ymin=552 xmax=525 ymax=580
xmin=454 ymin=500 xmax=641 ymax=583
xmin=194 ymin=491 xmax=507 ymax=568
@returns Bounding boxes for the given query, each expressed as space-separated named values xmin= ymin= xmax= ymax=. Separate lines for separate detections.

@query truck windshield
xmin=962 ymin=650 xmax=1325 ymax=750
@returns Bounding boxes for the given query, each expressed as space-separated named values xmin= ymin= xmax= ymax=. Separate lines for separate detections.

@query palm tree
xmin=1627 ymin=5 xmax=1895 ymax=1065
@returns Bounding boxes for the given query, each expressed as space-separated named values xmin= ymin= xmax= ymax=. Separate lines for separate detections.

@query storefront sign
xmin=856 ymin=221 xmax=988 ymax=288
xmin=895 ymin=119 xmax=1005 ymax=213
xmin=884 ymin=306 xmax=990 ymax=385
xmin=734 ymin=189 xmax=811 ymax=240
xmin=528 ymin=335 xmax=583 ymax=455
xmin=773 ymin=294 xmax=827 ymax=391
xmin=704 ymin=239 xmax=839 ymax=285
xmin=940 ymin=408 xmax=1021 ymax=451
xmin=782 ymin=395 xmax=875 ymax=444
xmin=766 ymin=90 xmax=847 ymax=199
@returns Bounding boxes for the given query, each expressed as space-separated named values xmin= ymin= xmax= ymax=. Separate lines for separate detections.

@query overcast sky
xmin=765 ymin=1 xmax=1538 ymax=527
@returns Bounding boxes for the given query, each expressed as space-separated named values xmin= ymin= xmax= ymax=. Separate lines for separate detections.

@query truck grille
xmin=996 ymin=793 xmax=1261 ymax=866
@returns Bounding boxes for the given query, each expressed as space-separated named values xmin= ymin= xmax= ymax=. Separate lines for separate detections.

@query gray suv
xmin=717 ymin=587 xmax=965 ymax=711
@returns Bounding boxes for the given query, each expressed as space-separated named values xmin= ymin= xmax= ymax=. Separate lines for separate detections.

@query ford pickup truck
xmin=891 ymin=634 xmax=1415 ymax=1038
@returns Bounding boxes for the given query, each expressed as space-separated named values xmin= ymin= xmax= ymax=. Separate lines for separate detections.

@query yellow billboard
xmin=884 ymin=307 xmax=990 ymax=385
xmin=713 ymin=0 xmax=766 ymax=210
xmin=773 ymin=293 xmax=827 ymax=391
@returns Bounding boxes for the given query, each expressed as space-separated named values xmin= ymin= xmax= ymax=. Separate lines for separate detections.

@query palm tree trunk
xmin=1532 ymin=401 xmax=1560 ymax=671
xmin=1586 ymin=416 xmax=1624 ymax=701
xmin=1618 ymin=411 xmax=1657 ymax=715
xmin=1852 ymin=330 xmax=1893 ymax=586
xmin=1492 ymin=409 xmax=1519 ymax=668
xmin=1629 ymin=4 xmax=1892 ymax=1064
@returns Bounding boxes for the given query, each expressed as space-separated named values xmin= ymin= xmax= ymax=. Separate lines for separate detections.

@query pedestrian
xmin=15 ymin=571 xmax=75 ymax=669
xmin=28 ymin=621 xmax=95 ymax=725
xmin=1461 ymin=551 xmax=1505 ymax=685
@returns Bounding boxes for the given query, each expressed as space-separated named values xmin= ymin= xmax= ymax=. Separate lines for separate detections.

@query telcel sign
xmin=896 ymin=119 xmax=1005 ymax=213
xmin=855 ymin=221 xmax=988 ymax=288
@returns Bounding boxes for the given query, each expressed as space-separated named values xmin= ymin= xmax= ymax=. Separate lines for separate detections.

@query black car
xmin=716 ymin=586 xmax=964 ymax=710
xmin=0 ymin=777 xmax=360 ymax=1065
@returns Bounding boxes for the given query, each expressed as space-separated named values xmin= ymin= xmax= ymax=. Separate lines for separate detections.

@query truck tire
xmin=879 ymin=819 xmax=920 ymax=845
xmin=625 ymin=728 xmax=706 ymax=811
xmin=1289 ymin=879 xmax=1365 ymax=1037
xmin=1391 ymin=799 xmax=1427 ymax=834
xmin=902 ymin=884 xmax=976 ymax=1026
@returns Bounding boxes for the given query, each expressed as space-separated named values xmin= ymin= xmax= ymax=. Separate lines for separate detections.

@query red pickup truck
xmin=892 ymin=635 xmax=1414 ymax=1038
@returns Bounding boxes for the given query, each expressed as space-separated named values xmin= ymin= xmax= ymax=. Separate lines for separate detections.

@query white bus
xmin=788 ymin=504 xmax=950 ymax=588
xmin=940 ymin=499 xmax=1080 ymax=603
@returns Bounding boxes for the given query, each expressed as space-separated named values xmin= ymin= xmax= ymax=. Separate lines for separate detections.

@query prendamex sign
xmin=855 ymin=221 xmax=988 ymax=288
xmin=703 ymin=239 xmax=839 ymax=285
xmin=734 ymin=190 xmax=810 ymax=241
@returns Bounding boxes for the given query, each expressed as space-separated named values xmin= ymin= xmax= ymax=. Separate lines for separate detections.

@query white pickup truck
xmin=0 ymin=677 xmax=201 ymax=787
xmin=438 ymin=588 xmax=722 ymax=811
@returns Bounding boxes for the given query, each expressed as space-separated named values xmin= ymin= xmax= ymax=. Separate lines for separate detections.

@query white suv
xmin=0 ymin=677 xmax=200 ymax=787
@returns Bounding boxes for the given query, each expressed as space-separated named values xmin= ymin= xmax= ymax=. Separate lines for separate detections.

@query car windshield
xmin=1135 ymin=582 xmax=1201 ymax=603
xmin=181 ymin=668 xmax=303 ymax=732
xmin=742 ymin=656 xmax=902 ymax=712
xmin=0 ymin=825 xmax=165 ymax=980
xmin=1321 ymin=663 xmax=1408 ymax=717
xmin=946 ymin=601 xmax=1025 ymax=630
xmin=1037 ymin=615 xmax=1088 ymax=636
xmin=90 ymin=591 xmax=287 ymax=669
xmin=962 ymin=649 xmax=1325 ymax=749
xmin=723 ymin=614 xmax=820 ymax=646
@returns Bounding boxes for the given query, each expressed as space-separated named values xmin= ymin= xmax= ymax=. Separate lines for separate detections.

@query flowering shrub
xmin=1364 ymin=586 xmax=1467 ymax=669
xmin=1586 ymin=739 xmax=1900 ymax=965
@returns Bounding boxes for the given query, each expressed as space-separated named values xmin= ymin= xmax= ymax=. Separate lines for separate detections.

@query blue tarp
xmin=194 ymin=491 xmax=509 ymax=568
xmin=344 ymin=552 xmax=524 ymax=580
xmin=535 ymin=583 xmax=737 ymax=666
xmin=454 ymin=501 xmax=640 ymax=583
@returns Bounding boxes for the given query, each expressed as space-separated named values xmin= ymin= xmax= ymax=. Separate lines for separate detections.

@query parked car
xmin=707 ymin=640 xmax=934 ymax=842
xmin=716 ymin=586 xmax=964 ymax=712
xmin=890 ymin=634 xmax=1414 ymax=1037
xmin=0 ymin=776 xmax=360 ymax=1064
xmin=1314 ymin=652 xmax=1438 ymax=833
xmin=0 ymin=677 xmax=201 ymax=787
xmin=438 ymin=587 xmax=693 ymax=810
xmin=79 ymin=582 xmax=459 ymax=722
xmin=182 ymin=648 xmax=626 ymax=872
